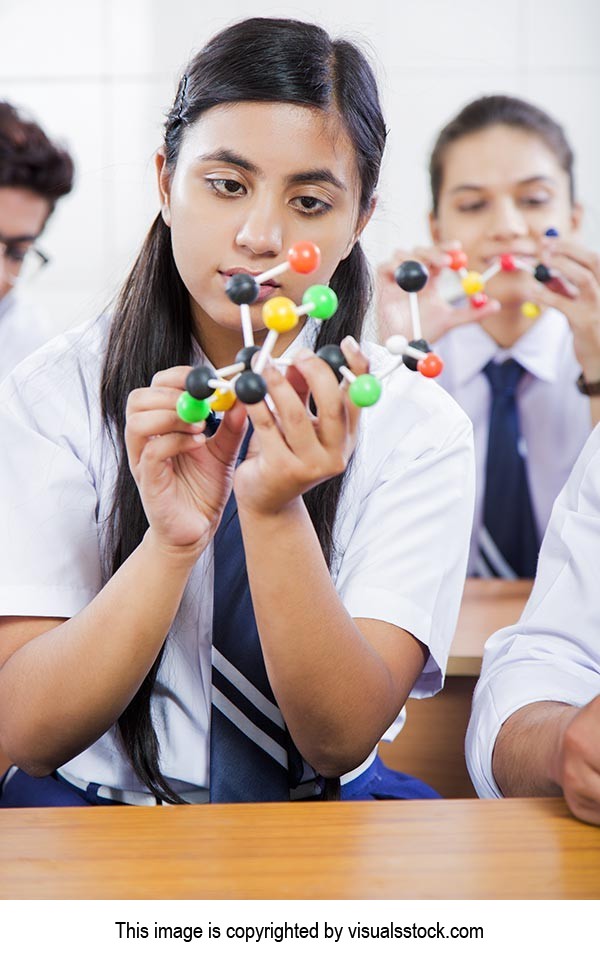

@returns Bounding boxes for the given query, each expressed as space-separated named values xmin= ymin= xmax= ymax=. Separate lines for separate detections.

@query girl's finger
xmin=446 ymin=297 xmax=502 ymax=331
xmin=126 ymin=417 xmax=205 ymax=471
xmin=262 ymin=363 xmax=321 ymax=460
xmin=127 ymin=385 xmax=184 ymax=415
xmin=150 ymin=366 xmax=195 ymax=390
xmin=542 ymin=238 xmax=600 ymax=281
xmin=135 ymin=430 xmax=208 ymax=482
xmin=545 ymin=254 xmax=598 ymax=301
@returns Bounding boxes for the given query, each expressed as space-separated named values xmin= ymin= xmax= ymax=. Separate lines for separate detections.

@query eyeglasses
xmin=0 ymin=238 xmax=50 ymax=285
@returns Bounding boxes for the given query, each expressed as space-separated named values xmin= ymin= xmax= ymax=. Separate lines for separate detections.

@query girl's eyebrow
xmin=450 ymin=175 xmax=557 ymax=194
xmin=196 ymin=149 xmax=347 ymax=191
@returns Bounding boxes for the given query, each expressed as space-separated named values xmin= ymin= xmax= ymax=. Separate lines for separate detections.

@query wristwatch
xmin=576 ymin=372 xmax=600 ymax=396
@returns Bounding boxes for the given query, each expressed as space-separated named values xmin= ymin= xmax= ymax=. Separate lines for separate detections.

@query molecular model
xmin=444 ymin=226 xmax=560 ymax=320
xmin=177 ymin=241 xmax=444 ymax=424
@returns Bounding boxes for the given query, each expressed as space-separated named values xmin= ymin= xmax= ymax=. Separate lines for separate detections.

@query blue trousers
xmin=0 ymin=757 xmax=439 ymax=807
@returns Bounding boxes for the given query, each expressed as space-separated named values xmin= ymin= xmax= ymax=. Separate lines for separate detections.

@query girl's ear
xmin=429 ymin=210 xmax=441 ymax=244
xmin=570 ymin=201 xmax=583 ymax=235
xmin=342 ymin=194 xmax=378 ymax=259
xmin=155 ymin=149 xmax=172 ymax=227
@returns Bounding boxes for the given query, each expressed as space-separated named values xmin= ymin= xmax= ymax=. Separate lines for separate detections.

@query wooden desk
xmin=380 ymin=579 xmax=533 ymax=798
xmin=448 ymin=579 xmax=533 ymax=676
xmin=0 ymin=797 xmax=598 ymax=899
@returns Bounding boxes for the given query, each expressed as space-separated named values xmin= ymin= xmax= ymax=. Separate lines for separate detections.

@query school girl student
xmin=378 ymin=96 xmax=600 ymax=579
xmin=0 ymin=17 xmax=474 ymax=807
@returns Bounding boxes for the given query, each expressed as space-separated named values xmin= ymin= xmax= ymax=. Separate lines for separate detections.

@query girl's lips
xmin=220 ymin=271 xmax=281 ymax=303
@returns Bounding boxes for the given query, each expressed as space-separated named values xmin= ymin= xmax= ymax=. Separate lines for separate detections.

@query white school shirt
xmin=0 ymin=314 xmax=474 ymax=798
xmin=0 ymin=290 xmax=53 ymax=384
xmin=466 ymin=423 xmax=600 ymax=797
xmin=434 ymin=309 xmax=592 ymax=575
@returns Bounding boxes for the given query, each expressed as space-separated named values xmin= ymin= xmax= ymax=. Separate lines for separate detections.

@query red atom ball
xmin=448 ymin=249 xmax=468 ymax=271
xmin=500 ymin=254 xmax=517 ymax=272
xmin=470 ymin=292 xmax=488 ymax=309
xmin=417 ymin=353 xmax=444 ymax=378
xmin=288 ymin=241 xmax=321 ymax=274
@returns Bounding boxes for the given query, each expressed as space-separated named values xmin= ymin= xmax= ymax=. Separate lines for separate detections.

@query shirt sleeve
xmin=0 ymin=362 xmax=104 ymax=617
xmin=466 ymin=426 xmax=600 ymax=797
xmin=336 ymin=394 xmax=475 ymax=700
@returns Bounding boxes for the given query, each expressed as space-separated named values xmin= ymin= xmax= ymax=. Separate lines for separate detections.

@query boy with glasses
xmin=0 ymin=101 xmax=74 ymax=381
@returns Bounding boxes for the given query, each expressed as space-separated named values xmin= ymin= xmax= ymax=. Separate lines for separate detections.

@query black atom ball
xmin=316 ymin=344 xmax=346 ymax=382
xmin=235 ymin=345 xmax=261 ymax=370
xmin=235 ymin=371 xmax=267 ymax=404
xmin=226 ymin=273 xmax=260 ymax=305
xmin=394 ymin=259 xmax=429 ymax=293
xmin=534 ymin=263 xmax=552 ymax=284
xmin=403 ymin=337 xmax=431 ymax=372
xmin=186 ymin=364 xmax=215 ymax=399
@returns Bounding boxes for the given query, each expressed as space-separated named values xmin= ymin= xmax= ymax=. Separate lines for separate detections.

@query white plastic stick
xmin=208 ymin=378 xmax=233 ymax=391
xmin=339 ymin=364 xmax=356 ymax=384
xmin=254 ymin=329 xmax=279 ymax=374
xmin=255 ymin=262 xmax=289 ymax=285
xmin=240 ymin=304 xmax=254 ymax=347
xmin=409 ymin=292 xmax=422 ymax=340
xmin=215 ymin=362 xmax=245 ymax=378
xmin=513 ymin=257 xmax=532 ymax=272
xmin=481 ymin=261 xmax=501 ymax=283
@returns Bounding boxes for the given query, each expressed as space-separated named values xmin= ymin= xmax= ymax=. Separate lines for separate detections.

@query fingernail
xmin=341 ymin=335 xmax=360 ymax=353
xmin=295 ymin=348 xmax=314 ymax=361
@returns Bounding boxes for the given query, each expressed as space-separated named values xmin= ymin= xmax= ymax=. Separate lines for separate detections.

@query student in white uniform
xmin=377 ymin=96 xmax=600 ymax=579
xmin=0 ymin=101 xmax=74 ymax=381
xmin=0 ymin=17 xmax=474 ymax=807
xmin=466 ymin=422 xmax=600 ymax=825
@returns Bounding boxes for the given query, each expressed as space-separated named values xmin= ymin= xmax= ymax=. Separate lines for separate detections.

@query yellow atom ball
xmin=461 ymin=271 xmax=484 ymax=296
xmin=521 ymin=301 xmax=541 ymax=319
xmin=210 ymin=387 xmax=236 ymax=412
xmin=262 ymin=296 xmax=298 ymax=333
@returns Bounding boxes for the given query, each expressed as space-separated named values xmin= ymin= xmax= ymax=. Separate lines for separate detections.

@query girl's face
xmin=157 ymin=102 xmax=367 ymax=350
xmin=430 ymin=124 xmax=581 ymax=308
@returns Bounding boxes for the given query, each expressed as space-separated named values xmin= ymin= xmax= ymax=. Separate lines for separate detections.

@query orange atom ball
xmin=417 ymin=353 xmax=444 ymax=378
xmin=448 ymin=249 xmax=468 ymax=271
xmin=288 ymin=241 xmax=321 ymax=274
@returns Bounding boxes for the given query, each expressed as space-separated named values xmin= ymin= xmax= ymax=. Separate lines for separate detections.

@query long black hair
xmin=429 ymin=94 xmax=575 ymax=215
xmin=100 ymin=17 xmax=387 ymax=802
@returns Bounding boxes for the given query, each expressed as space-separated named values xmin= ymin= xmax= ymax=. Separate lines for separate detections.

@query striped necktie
xmin=478 ymin=359 xmax=539 ymax=578
xmin=209 ymin=423 xmax=305 ymax=802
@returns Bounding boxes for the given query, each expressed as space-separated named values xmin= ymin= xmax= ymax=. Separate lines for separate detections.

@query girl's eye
xmin=291 ymin=196 xmax=331 ymax=215
xmin=457 ymin=201 xmax=486 ymax=213
xmin=208 ymin=178 xmax=246 ymax=197
xmin=520 ymin=196 xmax=550 ymax=207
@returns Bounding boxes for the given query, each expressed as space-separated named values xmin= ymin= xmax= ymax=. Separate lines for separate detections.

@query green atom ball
xmin=302 ymin=284 xmax=338 ymax=320
xmin=176 ymin=391 xmax=211 ymax=424
xmin=348 ymin=374 xmax=382 ymax=408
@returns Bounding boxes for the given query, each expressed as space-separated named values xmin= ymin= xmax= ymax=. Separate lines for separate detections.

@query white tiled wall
xmin=1 ymin=0 xmax=598 ymax=334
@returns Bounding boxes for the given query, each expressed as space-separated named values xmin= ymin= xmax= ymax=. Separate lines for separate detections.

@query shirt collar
xmin=445 ymin=308 xmax=569 ymax=387
xmin=192 ymin=317 xmax=321 ymax=367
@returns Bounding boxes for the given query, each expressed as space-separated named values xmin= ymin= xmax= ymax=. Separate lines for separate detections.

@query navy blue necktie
xmin=479 ymin=359 xmax=539 ymax=578
xmin=208 ymin=420 xmax=305 ymax=802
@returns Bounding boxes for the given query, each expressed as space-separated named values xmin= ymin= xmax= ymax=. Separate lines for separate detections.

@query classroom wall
xmin=1 ymin=0 xmax=599 ymax=336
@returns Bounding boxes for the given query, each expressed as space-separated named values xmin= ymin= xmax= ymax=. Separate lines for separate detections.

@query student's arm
xmin=235 ymin=343 xmax=473 ymax=777
xmin=491 ymin=698 xmax=600 ymax=826
xmin=466 ymin=425 xmax=600 ymax=821
xmin=0 ymin=369 xmax=247 ymax=776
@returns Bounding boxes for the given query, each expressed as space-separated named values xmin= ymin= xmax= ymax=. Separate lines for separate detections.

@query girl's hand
xmin=233 ymin=337 xmax=368 ymax=516
xmin=377 ymin=242 xmax=500 ymax=344
xmin=125 ymin=366 xmax=247 ymax=554
xmin=525 ymin=237 xmax=600 ymax=383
